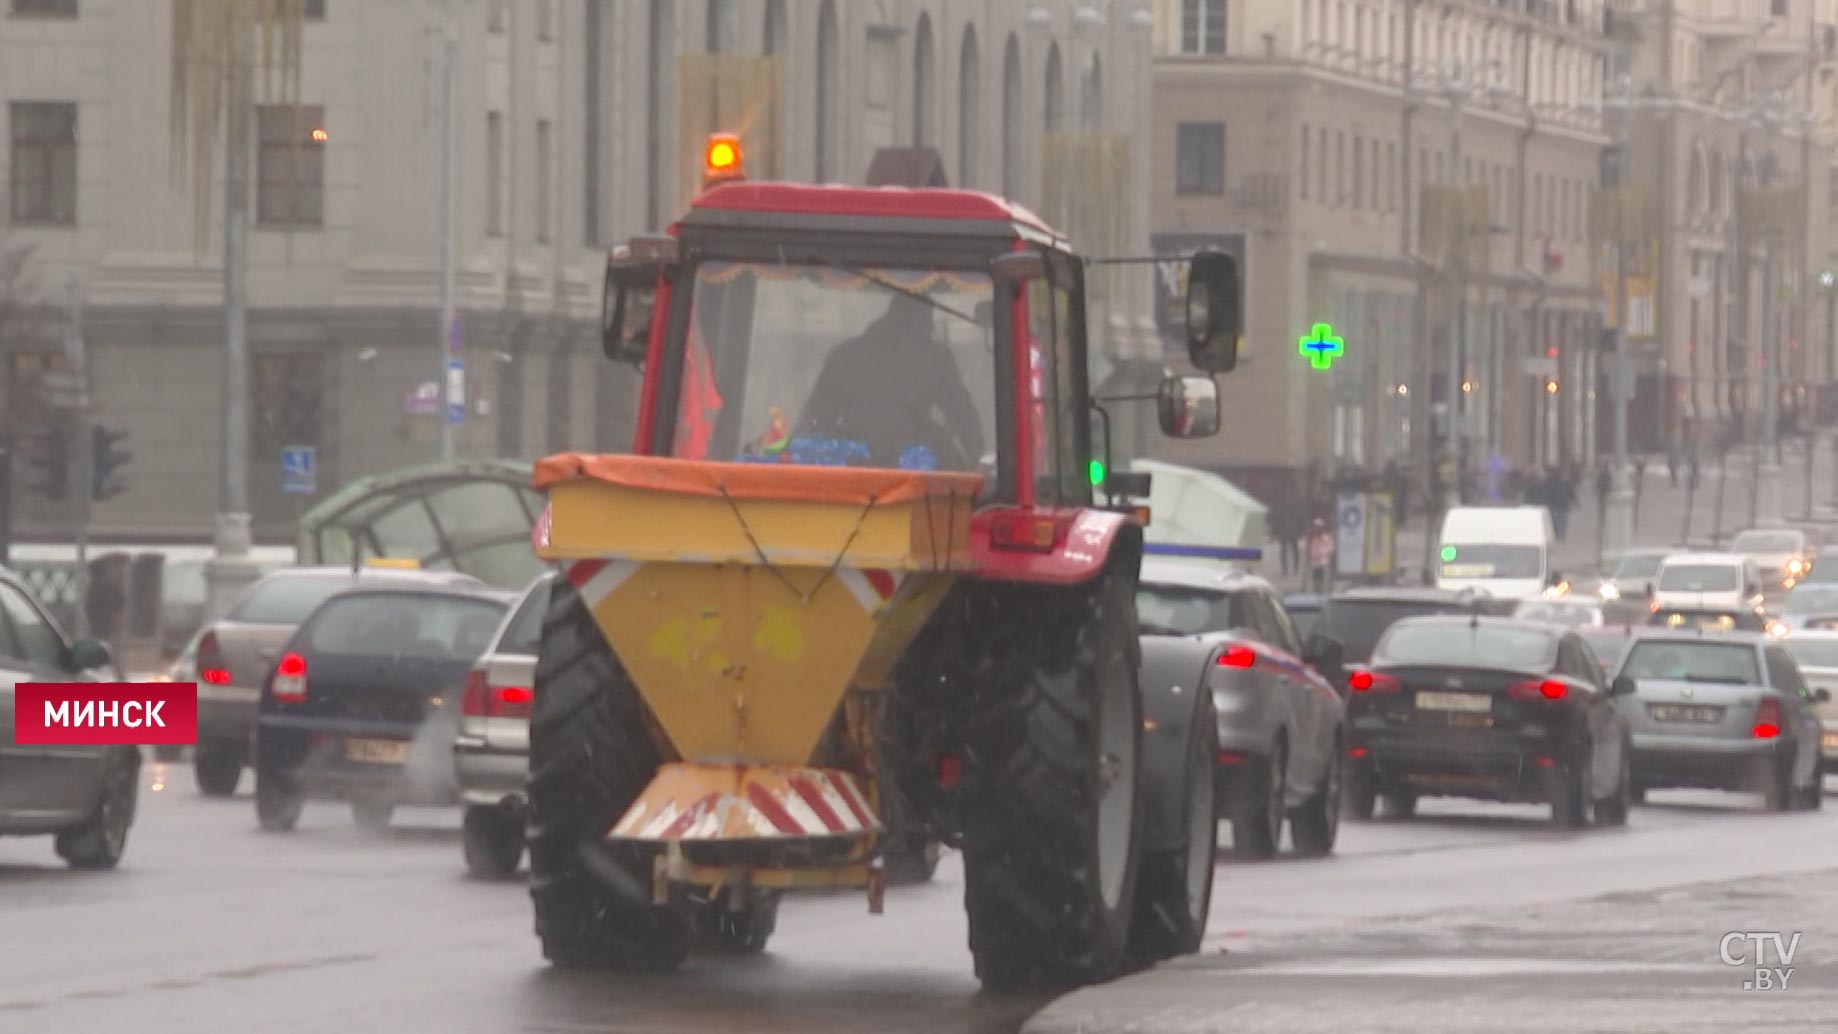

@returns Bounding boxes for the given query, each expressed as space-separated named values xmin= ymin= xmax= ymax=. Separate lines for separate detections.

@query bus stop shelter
xmin=296 ymin=460 xmax=545 ymax=591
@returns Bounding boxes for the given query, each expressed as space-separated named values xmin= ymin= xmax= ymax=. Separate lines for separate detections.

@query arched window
xmin=1709 ymin=148 xmax=1726 ymax=215
xmin=646 ymin=0 xmax=675 ymax=231
xmin=763 ymin=0 xmax=786 ymax=55
xmin=1080 ymin=51 xmax=1102 ymax=132
xmin=959 ymin=27 xmax=981 ymax=187
xmin=815 ymin=0 xmax=838 ymax=181
xmin=1044 ymin=42 xmax=1064 ymax=132
xmin=1688 ymin=140 xmax=1706 ymax=213
xmin=1002 ymin=35 xmax=1021 ymax=198
xmin=914 ymin=14 xmax=937 ymax=147
xmin=706 ymin=0 xmax=738 ymax=53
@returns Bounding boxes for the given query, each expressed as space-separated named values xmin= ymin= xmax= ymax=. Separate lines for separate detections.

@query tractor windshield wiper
xmin=791 ymin=254 xmax=982 ymax=328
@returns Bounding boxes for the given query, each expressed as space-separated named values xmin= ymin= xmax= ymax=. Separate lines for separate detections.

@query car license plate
xmin=345 ymin=738 xmax=409 ymax=764
xmin=1648 ymin=704 xmax=1722 ymax=724
xmin=1415 ymin=691 xmax=1492 ymax=713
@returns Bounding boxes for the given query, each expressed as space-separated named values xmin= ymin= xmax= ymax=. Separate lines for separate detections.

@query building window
xmin=8 ymin=101 xmax=76 ymax=225
xmin=535 ymin=118 xmax=552 ymax=244
xmin=9 ymin=0 xmax=76 ymax=16
xmin=538 ymin=0 xmax=555 ymax=42
xmin=706 ymin=0 xmax=738 ymax=52
xmin=304 ymin=0 xmax=325 ymax=20
xmin=1079 ymin=53 xmax=1103 ymax=131
xmin=486 ymin=111 xmax=503 ymax=236
xmin=251 ymin=352 xmax=323 ymax=460
xmin=1317 ymin=127 xmax=1328 ymax=201
xmin=1299 ymin=125 xmax=1310 ymax=201
xmin=1044 ymin=43 xmax=1063 ymax=132
xmin=487 ymin=0 xmax=506 ymax=34
xmin=1334 ymin=131 xmax=1344 ymax=205
xmin=255 ymin=105 xmax=325 ymax=227
xmin=959 ymin=27 xmax=981 ymax=188
xmin=1352 ymin=133 xmax=1364 ymax=209
xmin=1180 ymin=0 xmax=1226 ymax=55
xmin=913 ymin=13 xmax=936 ymax=147
xmin=583 ymin=0 xmax=602 ymax=246
xmin=816 ymin=0 xmax=839 ymax=180
xmin=1001 ymin=35 xmax=1021 ymax=199
xmin=1175 ymin=122 xmax=1224 ymax=195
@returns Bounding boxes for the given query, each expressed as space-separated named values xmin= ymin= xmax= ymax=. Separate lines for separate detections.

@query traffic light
xmin=92 ymin=424 xmax=130 ymax=501
xmin=24 ymin=426 xmax=70 ymax=502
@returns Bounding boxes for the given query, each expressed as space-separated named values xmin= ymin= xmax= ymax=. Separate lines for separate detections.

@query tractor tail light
xmin=987 ymin=512 xmax=1061 ymax=552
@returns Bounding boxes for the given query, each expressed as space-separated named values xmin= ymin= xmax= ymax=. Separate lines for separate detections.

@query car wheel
xmin=1757 ymin=750 xmax=1793 ymax=812
xmin=1290 ymin=737 xmax=1343 ymax=857
xmin=463 ymin=804 xmax=525 ymax=878
xmin=194 ymin=739 xmax=245 ymax=798
xmin=1630 ymin=783 xmax=1648 ymax=806
xmin=1549 ymin=759 xmax=1588 ymax=829
xmin=255 ymin=770 xmax=304 ymax=832
xmin=56 ymin=748 xmax=139 ymax=870
xmin=1343 ymin=758 xmax=1377 ymax=821
xmin=1382 ymin=789 xmax=1417 ymax=820
xmin=1792 ymin=753 xmax=1825 ymax=811
xmin=1593 ymin=747 xmax=1632 ymax=827
xmin=352 ymin=801 xmax=394 ymax=834
xmin=1230 ymin=741 xmax=1285 ymax=860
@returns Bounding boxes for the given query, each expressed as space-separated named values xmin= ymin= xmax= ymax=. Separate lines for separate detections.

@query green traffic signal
xmin=1088 ymin=459 xmax=1106 ymax=487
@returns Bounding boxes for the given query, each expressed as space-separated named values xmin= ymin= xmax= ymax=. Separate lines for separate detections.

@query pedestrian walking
xmin=1547 ymin=467 xmax=1576 ymax=542
xmin=1306 ymin=518 xmax=1335 ymax=594
xmin=1270 ymin=501 xmax=1299 ymax=578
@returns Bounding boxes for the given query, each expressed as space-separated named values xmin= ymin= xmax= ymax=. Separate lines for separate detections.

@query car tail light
xmin=1349 ymin=671 xmax=1400 ymax=694
xmin=1753 ymin=698 xmax=1783 ymax=739
xmin=1217 ymin=645 xmax=1256 ymax=668
xmin=986 ymin=511 xmax=1062 ymax=552
xmin=461 ymin=669 xmax=534 ymax=719
xmin=197 ymin=631 xmax=231 ymax=686
xmin=1507 ymin=679 xmax=1568 ymax=701
xmin=272 ymin=651 xmax=308 ymax=703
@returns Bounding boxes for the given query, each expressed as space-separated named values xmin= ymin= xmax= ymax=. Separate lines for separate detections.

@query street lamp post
xmin=1442 ymin=61 xmax=1467 ymax=514
xmin=1601 ymin=77 xmax=1637 ymax=558
xmin=1756 ymin=230 xmax=1783 ymax=524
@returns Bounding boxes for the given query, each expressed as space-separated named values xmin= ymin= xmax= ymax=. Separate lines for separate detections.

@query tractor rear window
xmin=672 ymin=260 xmax=997 ymax=480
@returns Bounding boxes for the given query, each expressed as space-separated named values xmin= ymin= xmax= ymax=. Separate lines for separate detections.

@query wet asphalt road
xmin=2 ymin=762 xmax=1835 ymax=1034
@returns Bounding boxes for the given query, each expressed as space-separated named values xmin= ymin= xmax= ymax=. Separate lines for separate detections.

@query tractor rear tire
xmin=960 ymin=556 xmax=1146 ymax=991
xmin=526 ymin=576 xmax=689 ymax=972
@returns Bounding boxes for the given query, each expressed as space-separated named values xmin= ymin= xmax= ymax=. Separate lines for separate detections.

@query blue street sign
xmin=281 ymin=446 xmax=317 ymax=495
xmin=446 ymin=359 xmax=466 ymax=426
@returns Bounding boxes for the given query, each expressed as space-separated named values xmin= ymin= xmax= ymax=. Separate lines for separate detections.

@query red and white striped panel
xmin=566 ymin=557 xmax=640 ymax=607
xmin=612 ymin=768 xmax=881 ymax=841
xmin=835 ymin=567 xmax=905 ymax=616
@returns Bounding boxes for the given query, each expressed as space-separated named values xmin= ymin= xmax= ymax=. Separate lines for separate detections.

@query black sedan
xmin=252 ymin=584 xmax=514 ymax=833
xmin=1344 ymin=615 xmax=1634 ymax=827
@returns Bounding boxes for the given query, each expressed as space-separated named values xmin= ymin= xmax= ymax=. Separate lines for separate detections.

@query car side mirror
xmin=1644 ymin=583 xmax=1656 ymax=601
xmin=602 ymin=237 xmax=675 ymax=364
xmin=1816 ymin=687 xmax=1833 ymax=704
xmin=1610 ymin=675 xmax=1637 ymax=697
xmin=69 ymin=637 xmax=114 ymax=674
xmin=1302 ymin=632 xmax=1344 ymax=673
xmin=1184 ymin=250 xmax=1240 ymax=373
xmin=1157 ymin=374 xmax=1220 ymax=438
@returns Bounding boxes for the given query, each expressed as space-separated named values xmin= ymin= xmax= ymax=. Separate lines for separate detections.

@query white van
xmin=1434 ymin=506 xmax=1556 ymax=601
xmin=1650 ymin=552 xmax=1763 ymax=613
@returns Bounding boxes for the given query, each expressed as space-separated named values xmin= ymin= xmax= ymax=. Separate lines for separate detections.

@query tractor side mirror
xmin=1157 ymin=374 xmax=1220 ymax=439
xmin=602 ymin=236 xmax=675 ymax=364
xmin=1184 ymin=250 xmax=1241 ymax=373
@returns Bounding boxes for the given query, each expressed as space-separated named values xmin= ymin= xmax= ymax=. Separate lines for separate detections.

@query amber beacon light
xmin=704 ymin=133 xmax=745 ymax=187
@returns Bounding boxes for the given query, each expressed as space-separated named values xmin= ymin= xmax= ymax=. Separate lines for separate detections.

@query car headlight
xmin=1769 ymin=621 xmax=1789 ymax=637
xmin=1599 ymin=583 xmax=1620 ymax=601
xmin=1789 ymin=559 xmax=1806 ymax=573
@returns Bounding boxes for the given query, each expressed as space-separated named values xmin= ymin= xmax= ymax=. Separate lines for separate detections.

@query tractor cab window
xmin=1023 ymin=258 xmax=1091 ymax=507
xmin=671 ymin=260 xmax=997 ymax=484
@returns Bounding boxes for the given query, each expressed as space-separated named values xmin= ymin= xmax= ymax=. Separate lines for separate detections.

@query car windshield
xmin=1621 ymin=641 xmax=1761 ymax=684
xmin=1437 ymin=544 xmax=1543 ymax=579
xmin=1656 ymin=563 xmax=1740 ymax=592
xmin=1782 ymin=586 xmax=1838 ymax=615
xmin=1614 ymin=553 xmax=1666 ymax=578
xmin=1579 ymin=631 xmax=1634 ymax=671
xmin=230 ymin=575 xmax=358 ymax=625
xmin=499 ymin=577 xmax=554 ymax=655
xmin=1137 ymin=585 xmax=1235 ymax=636
xmin=1785 ymin=639 xmax=1838 ymax=670
xmin=1731 ymin=531 xmax=1801 ymax=553
xmin=671 ymin=260 xmax=997 ymax=477
xmin=1373 ymin=623 xmax=1557 ymax=671
xmin=1513 ymin=600 xmax=1596 ymax=626
xmin=1316 ymin=599 xmax=1462 ymax=663
xmin=302 ymin=593 xmax=509 ymax=662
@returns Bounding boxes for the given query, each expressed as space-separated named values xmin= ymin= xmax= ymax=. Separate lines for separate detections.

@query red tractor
xmin=526 ymin=136 xmax=1241 ymax=988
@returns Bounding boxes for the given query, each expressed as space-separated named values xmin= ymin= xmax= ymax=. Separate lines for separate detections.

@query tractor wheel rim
xmin=1184 ymin=725 xmax=1216 ymax=922
xmin=1097 ymin=651 xmax=1136 ymax=911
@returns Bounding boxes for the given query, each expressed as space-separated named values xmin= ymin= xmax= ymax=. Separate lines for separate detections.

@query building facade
xmin=0 ymin=0 xmax=1157 ymax=543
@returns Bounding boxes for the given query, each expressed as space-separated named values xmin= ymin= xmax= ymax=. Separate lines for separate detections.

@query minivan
xmin=1434 ymin=506 xmax=1556 ymax=601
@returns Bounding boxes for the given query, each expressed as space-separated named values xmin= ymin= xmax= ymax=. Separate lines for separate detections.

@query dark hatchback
xmin=1311 ymin=586 xmax=1517 ymax=688
xmin=252 ymin=585 xmax=514 ymax=833
xmin=1344 ymin=615 xmax=1633 ymax=827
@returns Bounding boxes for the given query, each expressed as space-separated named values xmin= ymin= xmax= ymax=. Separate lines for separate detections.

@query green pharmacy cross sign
xmin=1298 ymin=322 xmax=1345 ymax=370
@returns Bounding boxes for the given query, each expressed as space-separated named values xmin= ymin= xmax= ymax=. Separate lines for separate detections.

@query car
xmin=1310 ymin=586 xmax=1517 ymax=688
xmin=1282 ymin=592 xmax=1324 ymax=637
xmin=1344 ymin=614 xmax=1633 ymax=826
xmin=1728 ymin=527 xmax=1815 ymax=593
xmin=0 ymin=565 xmax=142 ymax=869
xmin=1609 ymin=630 xmax=1826 ymax=810
xmin=1596 ymin=548 xmax=1674 ymax=604
xmin=1513 ymin=597 xmax=1608 ymax=628
xmin=1781 ymin=631 xmax=1838 ymax=769
xmin=1435 ymin=506 xmax=1558 ymax=600
xmin=1137 ymin=559 xmax=1347 ymax=859
xmin=1577 ymin=625 xmax=1638 ymax=675
xmin=1773 ymin=583 xmax=1838 ymax=633
xmin=1651 ymin=553 xmax=1765 ymax=614
xmin=1799 ymin=546 xmax=1838 ymax=585
xmin=1647 ymin=605 xmax=1772 ymax=635
xmin=454 ymin=570 xmax=553 ymax=878
xmin=251 ymin=583 xmax=515 ymax=833
xmin=189 ymin=565 xmax=488 ymax=799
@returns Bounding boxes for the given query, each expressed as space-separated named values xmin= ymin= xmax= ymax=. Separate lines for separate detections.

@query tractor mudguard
xmin=966 ymin=507 xmax=1137 ymax=586
xmin=1136 ymin=635 xmax=1220 ymax=854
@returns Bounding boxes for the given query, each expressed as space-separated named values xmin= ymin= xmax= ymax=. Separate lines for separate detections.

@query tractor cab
xmin=600 ymin=135 xmax=1238 ymax=513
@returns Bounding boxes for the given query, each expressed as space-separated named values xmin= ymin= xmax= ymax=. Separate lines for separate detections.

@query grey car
xmin=1137 ymin=558 xmax=1347 ymax=860
xmin=1774 ymin=583 xmax=1838 ymax=633
xmin=1729 ymin=527 xmax=1815 ymax=593
xmin=454 ymin=570 xmax=552 ymax=878
xmin=0 ymin=566 xmax=141 ymax=869
xmin=1781 ymin=631 xmax=1838 ymax=768
xmin=1610 ymin=630 xmax=1827 ymax=810
xmin=190 ymin=565 xmax=488 ymax=798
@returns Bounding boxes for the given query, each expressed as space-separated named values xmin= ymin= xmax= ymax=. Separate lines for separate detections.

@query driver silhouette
xmin=797 ymin=293 xmax=986 ymax=469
